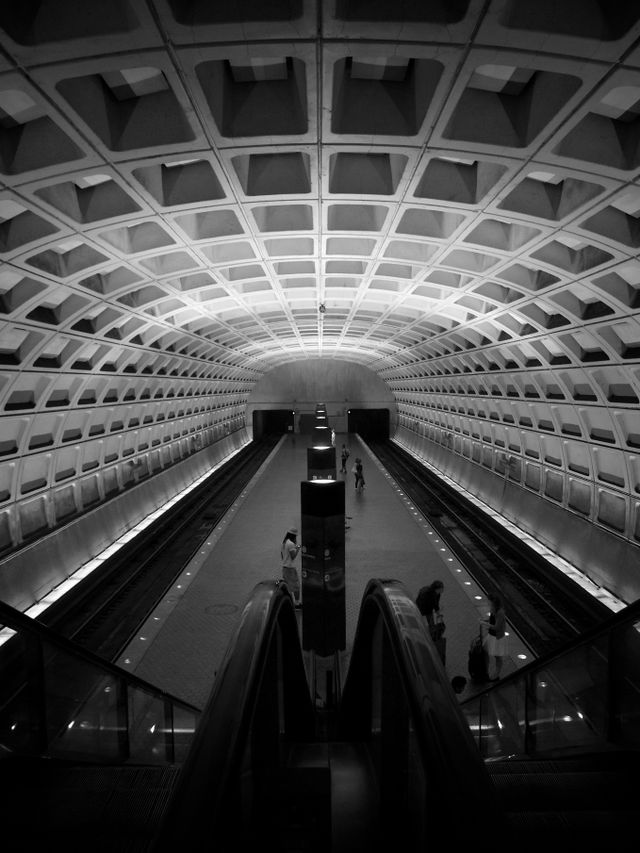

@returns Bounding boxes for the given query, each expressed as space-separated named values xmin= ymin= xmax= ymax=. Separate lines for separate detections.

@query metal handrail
xmin=0 ymin=597 xmax=200 ymax=715
xmin=463 ymin=594 xmax=640 ymax=703
xmin=339 ymin=578 xmax=504 ymax=843
xmin=154 ymin=577 xmax=510 ymax=850
xmin=461 ymin=595 xmax=640 ymax=760
xmin=152 ymin=580 xmax=315 ymax=851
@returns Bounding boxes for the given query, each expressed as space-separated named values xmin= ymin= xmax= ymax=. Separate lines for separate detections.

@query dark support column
xmin=306 ymin=446 xmax=337 ymax=480
xmin=312 ymin=425 xmax=332 ymax=447
xmin=300 ymin=480 xmax=345 ymax=657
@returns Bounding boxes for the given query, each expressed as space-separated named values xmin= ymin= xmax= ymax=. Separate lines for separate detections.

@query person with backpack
xmin=353 ymin=457 xmax=365 ymax=493
xmin=281 ymin=527 xmax=301 ymax=607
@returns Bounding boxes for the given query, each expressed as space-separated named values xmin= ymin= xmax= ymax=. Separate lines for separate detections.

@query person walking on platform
xmin=353 ymin=457 xmax=365 ymax=493
xmin=340 ymin=443 xmax=350 ymax=473
xmin=281 ymin=527 xmax=302 ymax=607
xmin=480 ymin=592 xmax=506 ymax=680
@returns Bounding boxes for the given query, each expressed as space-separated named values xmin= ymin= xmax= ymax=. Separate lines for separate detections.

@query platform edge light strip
xmin=394 ymin=439 xmax=626 ymax=613
xmin=0 ymin=447 xmax=246 ymax=647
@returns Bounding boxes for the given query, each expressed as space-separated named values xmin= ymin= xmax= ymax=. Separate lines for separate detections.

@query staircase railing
xmin=460 ymin=597 xmax=640 ymax=760
xmin=152 ymin=579 xmax=316 ymax=852
xmin=155 ymin=577 xmax=505 ymax=851
xmin=339 ymin=578 xmax=503 ymax=847
xmin=0 ymin=598 xmax=200 ymax=765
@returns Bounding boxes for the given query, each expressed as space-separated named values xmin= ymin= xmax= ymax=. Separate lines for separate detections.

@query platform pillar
xmin=300 ymin=480 xmax=345 ymax=656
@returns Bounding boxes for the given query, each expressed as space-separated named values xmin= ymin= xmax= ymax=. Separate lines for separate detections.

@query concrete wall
xmin=395 ymin=426 xmax=640 ymax=605
xmin=246 ymin=358 xmax=397 ymax=437
xmin=0 ymin=429 xmax=250 ymax=612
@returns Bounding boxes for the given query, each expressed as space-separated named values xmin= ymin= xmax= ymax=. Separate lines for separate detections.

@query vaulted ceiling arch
xmin=0 ymin=2 xmax=639 ymax=595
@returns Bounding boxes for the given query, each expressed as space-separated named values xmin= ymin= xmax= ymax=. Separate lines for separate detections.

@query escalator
xmin=2 ymin=581 xmax=640 ymax=851
xmin=0 ymin=601 xmax=200 ymax=851
xmin=153 ymin=580 xmax=640 ymax=852
xmin=151 ymin=579 xmax=502 ymax=852
xmin=460 ymin=596 xmax=640 ymax=848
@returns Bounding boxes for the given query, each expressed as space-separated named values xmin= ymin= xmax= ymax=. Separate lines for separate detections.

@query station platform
xmin=116 ymin=434 xmax=532 ymax=710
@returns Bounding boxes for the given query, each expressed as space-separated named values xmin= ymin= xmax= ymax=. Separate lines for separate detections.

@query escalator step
xmin=254 ymin=765 xmax=332 ymax=853
xmin=0 ymin=760 xmax=180 ymax=851
xmin=508 ymin=809 xmax=639 ymax=828
xmin=490 ymin=770 xmax=636 ymax=810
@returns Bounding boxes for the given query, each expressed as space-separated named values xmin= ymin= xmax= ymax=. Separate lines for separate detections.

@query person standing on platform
xmin=331 ymin=428 xmax=336 ymax=447
xmin=416 ymin=580 xmax=444 ymax=636
xmin=281 ymin=527 xmax=302 ymax=607
xmin=353 ymin=457 xmax=365 ymax=493
xmin=480 ymin=592 xmax=506 ymax=680
xmin=340 ymin=443 xmax=350 ymax=473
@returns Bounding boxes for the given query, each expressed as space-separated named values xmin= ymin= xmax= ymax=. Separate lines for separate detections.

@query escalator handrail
xmin=152 ymin=579 xmax=315 ymax=850
xmin=0 ymin=597 xmax=200 ymax=714
xmin=340 ymin=578 xmax=504 ymax=827
xmin=460 ymin=593 xmax=640 ymax=703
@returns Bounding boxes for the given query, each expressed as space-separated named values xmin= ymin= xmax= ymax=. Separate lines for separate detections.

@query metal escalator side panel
xmin=339 ymin=578 xmax=506 ymax=846
xmin=151 ymin=579 xmax=315 ymax=851
xmin=0 ymin=597 xmax=199 ymax=763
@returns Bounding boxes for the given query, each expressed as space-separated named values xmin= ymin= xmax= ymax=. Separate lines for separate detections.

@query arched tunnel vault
xmin=247 ymin=358 xmax=397 ymax=436
xmin=0 ymin=2 xmax=640 ymax=610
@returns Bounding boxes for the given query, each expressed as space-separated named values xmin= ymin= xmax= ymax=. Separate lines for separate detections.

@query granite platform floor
xmin=117 ymin=433 xmax=532 ymax=710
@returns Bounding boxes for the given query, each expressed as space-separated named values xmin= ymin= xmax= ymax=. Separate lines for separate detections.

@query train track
xmin=37 ymin=435 xmax=281 ymax=662
xmin=366 ymin=439 xmax=612 ymax=658
xmin=20 ymin=432 xmax=611 ymax=666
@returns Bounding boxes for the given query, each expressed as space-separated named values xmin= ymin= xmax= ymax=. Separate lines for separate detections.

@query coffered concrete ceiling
xmin=1 ymin=1 xmax=640 ymax=569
